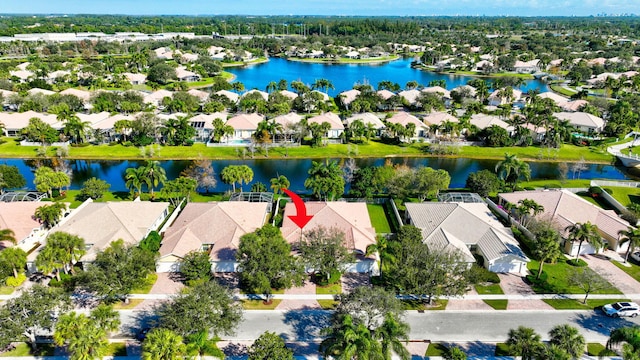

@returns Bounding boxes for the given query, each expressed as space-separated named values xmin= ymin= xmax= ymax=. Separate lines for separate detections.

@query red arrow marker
xmin=282 ymin=188 xmax=313 ymax=229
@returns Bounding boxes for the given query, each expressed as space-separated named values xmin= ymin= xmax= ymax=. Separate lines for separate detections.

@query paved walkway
xmin=446 ymin=288 xmax=493 ymax=311
xmin=276 ymin=280 xmax=321 ymax=310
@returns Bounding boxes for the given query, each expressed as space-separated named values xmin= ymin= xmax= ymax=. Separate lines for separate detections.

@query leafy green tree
xmin=43 ymin=231 xmax=86 ymax=274
xmin=564 ymin=222 xmax=602 ymax=260
xmin=22 ymin=117 xmax=59 ymax=144
xmin=495 ymin=153 xmax=531 ymax=191
xmin=160 ymin=176 xmax=197 ymax=207
xmin=444 ymin=346 xmax=467 ymax=360
xmin=34 ymin=166 xmax=70 ymax=198
xmin=0 ymin=164 xmax=26 ymax=191
xmin=413 ymin=167 xmax=450 ymax=201
xmin=160 ymin=116 xmax=196 ymax=146
xmin=549 ymin=324 xmax=585 ymax=359
xmin=304 ymin=160 xmax=345 ymax=201
xmin=79 ymin=177 xmax=110 ymax=200
xmin=237 ymin=224 xmax=305 ymax=299
xmin=336 ymin=286 xmax=405 ymax=332
xmin=248 ymin=331 xmax=294 ymax=360
xmin=0 ymin=284 xmax=72 ymax=351
xmin=569 ymin=268 xmax=609 ymax=303
xmin=297 ymin=226 xmax=354 ymax=282
xmin=156 ymin=280 xmax=242 ymax=337
xmin=0 ymin=247 xmax=27 ymax=278
xmin=506 ymin=326 xmax=543 ymax=360
xmin=139 ymin=231 xmax=162 ymax=253
xmin=178 ymin=251 xmax=211 ymax=282
xmin=142 ymin=328 xmax=186 ymax=360
xmin=529 ymin=220 xmax=562 ymax=280
xmin=147 ymin=63 xmax=177 ymax=85
xmin=79 ymin=239 xmax=156 ymax=303
xmin=465 ymin=169 xmax=501 ymax=197
xmin=251 ymin=182 xmax=268 ymax=192
xmin=34 ymin=202 xmax=67 ymax=229
xmin=608 ymin=326 xmax=640 ymax=360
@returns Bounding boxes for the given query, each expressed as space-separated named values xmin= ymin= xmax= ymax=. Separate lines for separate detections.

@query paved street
xmin=119 ymin=309 xmax=640 ymax=343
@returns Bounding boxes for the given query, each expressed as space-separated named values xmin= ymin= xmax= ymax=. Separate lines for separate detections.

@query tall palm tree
xmin=495 ymin=153 xmax=531 ymax=191
xmin=506 ymin=326 xmax=543 ymax=360
xmin=375 ymin=313 xmax=410 ymax=360
xmin=142 ymin=328 xmax=186 ymax=360
xmin=564 ymin=222 xmax=603 ymax=260
xmin=0 ymin=228 xmax=16 ymax=245
xmin=63 ymin=116 xmax=91 ymax=144
xmin=211 ymin=117 xmax=234 ymax=143
xmin=320 ymin=315 xmax=382 ymax=360
xmin=142 ymin=161 xmax=167 ymax=197
xmin=270 ymin=175 xmax=290 ymax=195
xmin=35 ymin=245 xmax=65 ymax=281
xmin=124 ymin=166 xmax=145 ymax=196
xmin=185 ymin=330 xmax=219 ymax=360
xmin=618 ymin=227 xmax=640 ymax=263
xmin=608 ymin=326 xmax=640 ymax=360
xmin=266 ymin=81 xmax=278 ymax=93
xmin=549 ymin=324 xmax=585 ymax=359
xmin=46 ymin=231 xmax=86 ymax=274
xmin=365 ymin=236 xmax=395 ymax=276
xmin=312 ymin=78 xmax=334 ymax=94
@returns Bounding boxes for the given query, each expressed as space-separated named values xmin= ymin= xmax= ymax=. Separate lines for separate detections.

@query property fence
xmin=591 ymin=180 xmax=640 ymax=188
xmin=485 ymin=198 xmax=535 ymax=240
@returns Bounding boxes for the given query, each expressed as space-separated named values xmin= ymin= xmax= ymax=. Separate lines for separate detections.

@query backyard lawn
xmin=367 ymin=203 xmax=392 ymax=233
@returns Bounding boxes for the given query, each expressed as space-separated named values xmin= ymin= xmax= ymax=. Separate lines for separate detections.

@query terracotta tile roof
xmin=377 ymin=89 xmax=395 ymax=100
xmin=281 ymin=202 xmax=376 ymax=254
xmin=159 ymin=202 xmax=269 ymax=261
xmin=470 ymin=113 xmax=512 ymax=131
xmin=226 ymin=113 xmax=264 ymax=130
xmin=553 ymin=112 xmax=604 ymax=130
xmin=0 ymin=202 xmax=43 ymax=242
xmin=422 ymin=111 xmax=459 ymax=126
xmin=398 ymin=89 xmax=421 ymax=104
xmin=386 ymin=111 xmax=427 ymax=128
xmin=345 ymin=113 xmax=385 ymax=129
xmin=279 ymin=90 xmax=299 ymax=100
xmin=339 ymin=89 xmax=360 ymax=105
xmin=243 ymin=89 xmax=268 ymax=101
xmin=54 ymin=201 xmax=170 ymax=261
xmin=60 ymin=88 xmax=92 ymax=102
xmin=274 ymin=112 xmax=303 ymax=128
xmin=307 ymin=112 xmax=344 ymax=130
xmin=422 ymin=86 xmax=451 ymax=98
xmin=498 ymin=189 xmax=629 ymax=241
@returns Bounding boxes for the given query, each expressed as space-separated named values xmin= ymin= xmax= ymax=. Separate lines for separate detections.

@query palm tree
xmin=549 ymin=324 xmax=585 ymax=359
xmin=365 ymin=236 xmax=395 ymax=276
xmin=46 ymin=231 xmax=86 ymax=274
xmin=89 ymin=304 xmax=121 ymax=334
xmin=231 ymin=81 xmax=245 ymax=93
xmin=63 ymin=115 xmax=91 ymax=144
xmin=143 ymin=328 xmax=186 ymax=360
xmin=618 ymin=227 xmax=640 ymax=263
xmin=564 ymin=222 xmax=603 ymax=260
xmin=185 ymin=330 xmax=219 ymax=360
xmin=312 ymin=78 xmax=334 ymax=94
xmin=375 ymin=313 xmax=410 ymax=360
xmin=211 ymin=117 xmax=234 ymax=143
xmin=0 ymin=228 xmax=16 ymax=245
xmin=142 ymin=161 xmax=167 ymax=197
xmin=266 ymin=81 xmax=278 ymax=93
xmin=495 ymin=153 xmax=531 ymax=191
xmin=608 ymin=326 xmax=640 ymax=360
xmin=270 ymin=175 xmax=290 ymax=195
xmin=55 ymin=312 xmax=109 ymax=360
xmin=320 ymin=315 xmax=382 ymax=360
xmin=506 ymin=326 xmax=543 ymax=360
xmin=34 ymin=202 xmax=67 ymax=229
xmin=35 ymin=245 xmax=65 ymax=281
xmin=444 ymin=347 xmax=467 ymax=360
xmin=124 ymin=166 xmax=145 ymax=196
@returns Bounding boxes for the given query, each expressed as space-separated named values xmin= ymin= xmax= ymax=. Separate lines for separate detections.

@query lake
xmin=3 ymin=157 xmax=632 ymax=193
xmin=226 ymin=58 xmax=551 ymax=97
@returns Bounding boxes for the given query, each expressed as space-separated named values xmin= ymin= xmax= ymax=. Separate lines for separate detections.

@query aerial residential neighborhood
xmin=0 ymin=5 xmax=640 ymax=360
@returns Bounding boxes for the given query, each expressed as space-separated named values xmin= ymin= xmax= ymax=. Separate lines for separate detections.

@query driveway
xmin=446 ymin=287 xmax=494 ymax=311
xmin=275 ymin=279 xmax=321 ymax=310
xmin=581 ymin=253 xmax=640 ymax=296
xmin=498 ymin=273 xmax=554 ymax=310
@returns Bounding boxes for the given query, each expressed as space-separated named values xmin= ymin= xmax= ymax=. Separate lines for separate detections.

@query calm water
xmin=2 ymin=157 xmax=631 ymax=193
xmin=227 ymin=58 xmax=551 ymax=96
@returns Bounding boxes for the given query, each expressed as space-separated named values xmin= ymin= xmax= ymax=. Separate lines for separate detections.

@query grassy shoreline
xmin=0 ymin=138 xmax=614 ymax=163
xmin=286 ymin=55 xmax=400 ymax=64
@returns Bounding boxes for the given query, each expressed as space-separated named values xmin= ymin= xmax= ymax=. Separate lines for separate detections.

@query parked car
xmin=602 ymin=302 xmax=640 ymax=318
xmin=631 ymin=251 xmax=640 ymax=263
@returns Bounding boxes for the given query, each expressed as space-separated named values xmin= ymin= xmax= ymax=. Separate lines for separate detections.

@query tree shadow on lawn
xmin=283 ymin=307 xmax=331 ymax=341
xmin=572 ymin=311 xmax=638 ymax=336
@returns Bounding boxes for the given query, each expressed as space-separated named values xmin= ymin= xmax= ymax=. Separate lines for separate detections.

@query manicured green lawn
xmin=475 ymin=283 xmax=504 ymax=295
xmin=527 ymin=257 xmax=621 ymax=295
xmin=543 ymin=298 xmax=630 ymax=310
xmin=612 ymin=260 xmax=640 ymax=283
xmin=367 ymin=204 xmax=392 ymax=234
xmin=316 ymin=282 xmax=341 ymax=295
xmin=601 ymin=186 xmax=640 ymax=206
xmin=425 ymin=343 xmax=448 ymax=356
xmin=483 ymin=299 xmax=508 ymax=310
xmin=519 ymin=179 xmax=591 ymax=189
xmin=131 ymin=273 xmax=158 ymax=294
xmin=0 ymin=286 xmax=15 ymax=295
xmin=0 ymin=137 xmax=614 ymax=163
xmin=241 ymin=299 xmax=282 ymax=310
xmin=401 ymin=299 xmax=448 ymax=311
xmin=0 ymin=343 xmax=31 ymax=357
xmin=317 ymin=300 xmax=339 ymax=309
xmin=587 ymin=343 xmax=617 ymax=356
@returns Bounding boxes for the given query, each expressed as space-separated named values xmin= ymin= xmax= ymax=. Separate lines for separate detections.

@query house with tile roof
xmin=42 ymin=199 xmax=170 ymax=263
xmin=215 ymin=90 xmax=240 ymax=103
xmin=386 ymin=111 xmax=429 ymax=138
xmin=338 ymin=89 xmax=360 ymax=107
xmin=470 ymin=113 xmax=514 ymax=134
xmin=225 ymin=113 xmax=264 ymax=140
xmin=307 ymin=112 xmax=344 ymax=139
xmin=553 ymin=112 xmax=605 ymax=134
xmin=0 ymin=111 xmax=61 ymax=137
xmin=0 ymin=202 xmax=46 ymax=250
xmin=405 ymin=202 xmax=529 ymax=274
xmin=345 ymin=113 xmax=386 ymax=135
xmin=498 ymin=189 xmax=631 ymax=256
xmin=280 ymin=201 xmax=378 ymax=275
xmin=158 ymin=202 xmax=270 ymax=272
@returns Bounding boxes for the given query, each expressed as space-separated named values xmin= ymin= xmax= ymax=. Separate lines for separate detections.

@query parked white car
xmin=602 ymin=302 xmax=640 ymax=318
xmin=631 ymin=251 xmax=640 ymax=263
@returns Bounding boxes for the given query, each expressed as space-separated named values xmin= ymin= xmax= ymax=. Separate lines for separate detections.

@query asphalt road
xmin=120 ymin=309 xmax=640 ymax=343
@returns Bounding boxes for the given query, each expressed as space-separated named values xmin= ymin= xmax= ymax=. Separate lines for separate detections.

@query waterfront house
xmin=243 ymin=89 xmax=269 ymax=101
xmin=157 ymin=202 xmax=270 ymax=273
xmin=307 ymin=112 xmax=344 ymax=139
xmin=405 ymin=202 xmax=529 ymax=274
xmin=498 ymin=189 xmax=630 ymax=256
xmin=176 ymin=66 xmax=200 ymax=82
xmin=0 ymin=202 xmax=46 ymax=250
xmin=345 ymin=113 xmax=386 ymax=136
xmin=280 ymin=202 xmax=379 ymax=275
xmin=398 ymin=89 xmax=421 ymax=106
xmin=225 ymin=113 xmax=265 ymax=140
xmin=514 ymin=59 xmax=541 ymax=73
xmin=553 ymin=112 xmax=604 ymax=134
xmin=385 ymin=111 xmax=429 ymax=138
xmin=338 ymin=89 xmax=360 ymax=107
xmin=469 ymin=113 xmax=513 ymax=134
xmin=216 ymin=90 xmax=240 ymax=103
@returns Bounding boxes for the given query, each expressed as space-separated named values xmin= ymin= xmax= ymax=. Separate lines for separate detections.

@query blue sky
xmin=2 ymin=0 xmax=638 ymax=16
